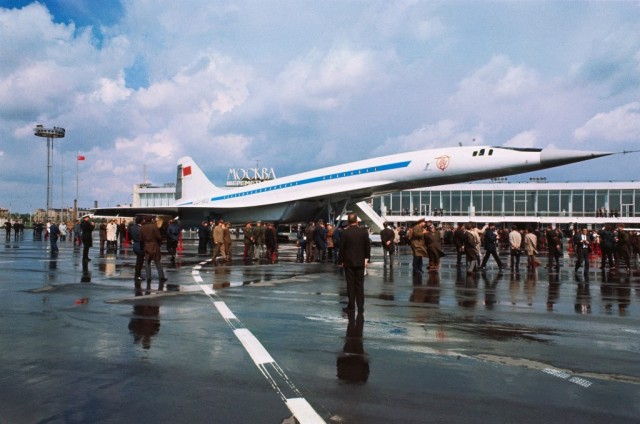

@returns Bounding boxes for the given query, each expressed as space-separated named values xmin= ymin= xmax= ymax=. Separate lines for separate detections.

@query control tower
xmin=34 ymin=125 xmax=65 ymax=220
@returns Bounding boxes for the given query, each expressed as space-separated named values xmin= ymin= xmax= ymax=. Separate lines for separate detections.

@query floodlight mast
xmin=34 ymin=125 xmax=65 ymax=221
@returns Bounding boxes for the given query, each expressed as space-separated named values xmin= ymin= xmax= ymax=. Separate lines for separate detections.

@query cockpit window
xmin=473 ymin=148 xmax=495 ymax=156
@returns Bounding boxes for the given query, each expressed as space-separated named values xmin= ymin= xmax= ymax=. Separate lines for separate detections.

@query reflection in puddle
xmin=128 ymin=296 xmax=161 ymax=350
xmin=337 ymin=312 xmax=369 ymax=383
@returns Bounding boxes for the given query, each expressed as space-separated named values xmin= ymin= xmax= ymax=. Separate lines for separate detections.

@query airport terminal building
xmin=371 ymin=180 xmax=640 ymax=227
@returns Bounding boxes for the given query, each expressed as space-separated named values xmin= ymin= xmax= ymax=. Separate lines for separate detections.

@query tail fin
xmin=175 ymin=156 xmax=223 ymax=203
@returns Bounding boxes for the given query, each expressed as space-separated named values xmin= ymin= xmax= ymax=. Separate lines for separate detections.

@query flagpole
xmin=76 ymin=151 xmax=79 ymax=220
xmin=61 ymin=153 xmax=64 ymax=222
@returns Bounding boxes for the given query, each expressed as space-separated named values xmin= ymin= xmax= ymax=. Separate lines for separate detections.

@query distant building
xmin=33 ymin=207 xmax=92 ymax=223
xmin=0 ymin=207 xmax=92 ymax=227
xmin=133 ymin=183 xmax=176 ymax=207
xmin=372 ymin=180 xmax=640 ymax=227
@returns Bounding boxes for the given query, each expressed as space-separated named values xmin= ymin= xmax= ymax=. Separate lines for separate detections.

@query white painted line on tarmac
xmin=191 ymin=259 xmax=326 ymax=424
xmin=542 ymin=368 xmax=570 ymax=379
xmin=214 ymin=301 xmax=236 ymax=320
xmin=201 ymin=285 xmax=215 ymax=295
xmin=568 ymin=376 xmax=593 ymax=388
xmin=286 ymin=398 xmax=326 ymax=424
xmin=542 ymin=367 xmax=592 ymax=388
xmin=234 ymin=328 xmax=275 ymax=365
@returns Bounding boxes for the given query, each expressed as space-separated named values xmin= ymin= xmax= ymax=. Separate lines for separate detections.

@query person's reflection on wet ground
xmin=337 ymin=312 xmax=369 ymax=383
xmin=213 ymin=266 xmax=234 ymax=290
xmin=382 ymin=267 xmax=394 ymax=284
xmin=616 ymin=276 xmax=631 ymax=316
xmin=409 ymin=272 xmax=426 ymax=303
xmin=524 ymin=268 xmax=537 ymax=306
xmin=409 ymin=272 xmax=440 ymax=324
xmin=378 ymin=268 xmax=395 ymax=302
xmin=128 ymin=290 xmax=161 ymax=350
xmin=456 ymin=271 xmax=479 ymax=308
xmin=48 ymin=250 xmax=58 ymax=270
xmin=601 ymin=272 xmax=631 ymax=316
xmin=482 ymin=270 xmax=502 ymax=309
xmin=574 ymin=273 xmax=591 ymax=314
xmin=509 ymin=270 xmax=521 ymax=306
xmin=81 ymin=259 xmax=91 ymax=283
xmin=424 ymin=272 xmax=440 ymax=305
xmin=546 ymin=270 xmax=560 ymax=311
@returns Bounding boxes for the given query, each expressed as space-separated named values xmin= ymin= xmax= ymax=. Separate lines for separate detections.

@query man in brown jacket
xmin=223 ymin=222 xmax=232 ymax=262
xmin=212 ymin=220 xmax=226 ymax=261
xmin=410 ymin=218 xmax=428 ymax=275
xmin=140 ymin=217 xmax=166 ymax=288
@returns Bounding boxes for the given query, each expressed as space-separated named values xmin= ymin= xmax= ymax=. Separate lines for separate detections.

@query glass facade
xmin=134 ymin=184 xmax=176 ymax=207
xmin=371 ymin=182 xmax=640 ymax=219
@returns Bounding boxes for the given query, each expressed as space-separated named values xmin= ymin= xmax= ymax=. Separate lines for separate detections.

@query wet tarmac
xmin=1 ymin=233 xmax=639 ymax=423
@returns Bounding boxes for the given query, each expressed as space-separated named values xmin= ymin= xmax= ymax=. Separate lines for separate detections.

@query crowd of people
xmin=193 ymin=218 xmax=350 ymax=266
xmin=3 ymin=220 xmax=58 ymax=241
xmin=5 ymin=214 xmax=640 ymax=312
xmin=397 ymin=219 xmax=640 ymax=277
xmin=195 ymin=219 xmax=278 ymax=263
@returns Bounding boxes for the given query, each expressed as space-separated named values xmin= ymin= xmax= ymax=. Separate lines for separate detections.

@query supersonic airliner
xmin=93 ymin=145 xmax=612 ymax=225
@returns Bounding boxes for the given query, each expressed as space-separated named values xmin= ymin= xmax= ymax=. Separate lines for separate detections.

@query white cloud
xmin=574 ymin=102 xmax=640 ymax=143
xmin=366 ymin=1 xmax=445 ymax=42
xmin=115 ymin=131 xmax=178 ymax=161
xmin=451 ymin=55 xmax=541 ymax=105
xmin=504 ymin=131 xmax=538 ymax=148
xmin=89 ymin=74 xmax=132 ymax=104
xmin=275 ymin=47 xmax=392 ymax=113
xmin=0 ymin=4 xmax=135 ymax=126
xmin=373 ymin=120 xmax=484 ymax=155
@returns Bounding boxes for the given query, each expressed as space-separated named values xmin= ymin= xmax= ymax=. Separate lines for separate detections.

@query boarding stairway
xmin=352 ymin=201 xmax=386 ymax=233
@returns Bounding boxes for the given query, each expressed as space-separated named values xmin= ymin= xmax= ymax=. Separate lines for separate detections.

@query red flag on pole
xmin=77 ymin=155 xmax=86 ymax=161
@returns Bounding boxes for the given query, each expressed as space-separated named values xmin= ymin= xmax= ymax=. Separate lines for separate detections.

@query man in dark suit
xmin=380 ymin=222 xmax=395 ymax=268
xmin=573 ymin=227 xmax=592 ymax=274
xmin=49 ymin=221 xmax=60 ymax=253
xmin=130 ymin=215 xmax=145 ymax=284
xmin=338 ymin=213 xmax=371 ymax=314
xmin=80 ymin=216 xmax=95 ymax=261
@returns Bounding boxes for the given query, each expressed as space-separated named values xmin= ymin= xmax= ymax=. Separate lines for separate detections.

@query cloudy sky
xmin=1 ymin=1 xmax=639 ymax=213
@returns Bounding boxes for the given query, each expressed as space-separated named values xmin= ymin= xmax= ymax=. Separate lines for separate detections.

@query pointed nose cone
xmin=540 ymin=148 xmax=613 ymax=167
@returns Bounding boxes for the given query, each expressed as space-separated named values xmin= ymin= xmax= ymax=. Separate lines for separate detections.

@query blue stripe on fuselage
xmin=208 ymin=160 xmax=411 ymax=202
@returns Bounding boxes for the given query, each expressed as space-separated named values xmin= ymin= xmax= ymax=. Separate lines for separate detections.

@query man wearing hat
xmin=410 ymin=218 xmax=428 ymax=274
xmin=80 ymin=215 xmax=95 ymax=262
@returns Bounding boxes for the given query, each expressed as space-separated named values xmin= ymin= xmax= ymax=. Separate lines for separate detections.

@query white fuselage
xmin=177 ymin=146 xmax=586 ymax=209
